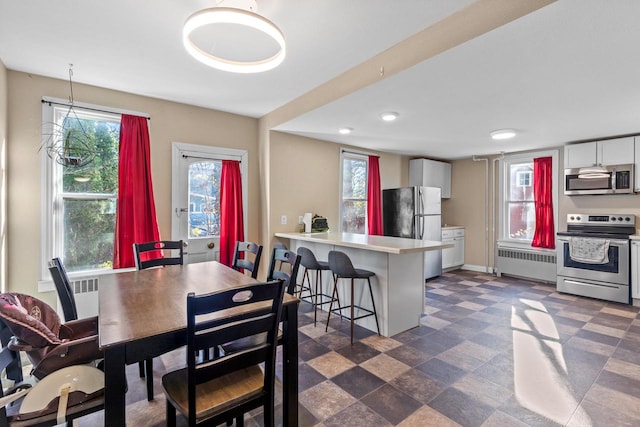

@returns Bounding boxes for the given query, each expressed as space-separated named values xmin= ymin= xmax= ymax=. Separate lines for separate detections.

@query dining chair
xmin=326 ymin=250 xmax=381 ymax=344
xmin=133 ymin=240 xmax=184 ymax=270
xmin=162 ymin=280 xmax=286 ymax=427
xmin=47 ymin=258 xmax=78 ymax=322
xmin=133 ymin=240 xmax=184 ymax=401
xmin=267 ymin=247 xmax=301 ymax=295
xmin=232 ymin=241 xmax=263 ymax=279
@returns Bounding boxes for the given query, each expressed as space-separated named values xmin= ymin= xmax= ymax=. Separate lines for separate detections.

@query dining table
xmin=98 ymin=261 xmax=300 ymax=426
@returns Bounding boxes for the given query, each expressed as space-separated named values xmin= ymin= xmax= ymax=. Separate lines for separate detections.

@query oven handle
xmin=562 ymin=279 xmax=622 ymax=290
xmin=557 ymin=237 xmax=629 ymax=247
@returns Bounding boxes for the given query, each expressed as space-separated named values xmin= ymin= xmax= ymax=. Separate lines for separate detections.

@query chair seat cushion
xmin=353 ymin=269 xmax=375 ymax=279
xmin=162 ymin=364 xmax=264 ymax=422
xmin=0 ymin=293 xmax=62 ymax=347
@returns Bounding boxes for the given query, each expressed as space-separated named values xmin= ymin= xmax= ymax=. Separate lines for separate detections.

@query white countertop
xmin=275 ymin=231 xmax=452 ymax=254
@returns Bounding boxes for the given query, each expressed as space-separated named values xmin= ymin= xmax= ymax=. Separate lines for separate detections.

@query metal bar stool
xmin=297 ymin=247 xmax=334 ymax=326
xmin=326 ymin=250 xmax=381 ymax=344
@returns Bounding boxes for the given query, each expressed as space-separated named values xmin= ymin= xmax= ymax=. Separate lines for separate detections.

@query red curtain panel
xmin=113 ymin=115 xmax=161 ymax=268
xmin=532 ymin=156 xmax=555 ymax=249
xmin=219 ymin=160 xmax=245 ymax=267
xmin=367 ymin=155 xmax=383 ymax=235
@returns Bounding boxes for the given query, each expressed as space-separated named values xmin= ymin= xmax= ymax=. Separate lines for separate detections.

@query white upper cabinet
xmin=564 ymin=137 xmax=634 ymax=169
xmin=409 ymin=159 xmax=452 ymax=198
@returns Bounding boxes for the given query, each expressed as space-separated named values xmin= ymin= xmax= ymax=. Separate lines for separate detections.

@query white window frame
xmin=516 ymin=170 xmax=532 ymax=187
xmin=339 ymin=149 xmax=370 ymax=234
xmin=498 ymin=149 xmax=558 ymax=249
xmin=39 ymin=97 xmax=149 ymax=291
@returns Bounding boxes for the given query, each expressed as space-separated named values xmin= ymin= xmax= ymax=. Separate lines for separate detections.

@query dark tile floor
xmin=80 ymin=269 xmax=640 ymax=426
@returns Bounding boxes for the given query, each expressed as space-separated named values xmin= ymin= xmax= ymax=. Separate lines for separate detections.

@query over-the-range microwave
xmin=564 ymin=163 xmax=634 ymax=195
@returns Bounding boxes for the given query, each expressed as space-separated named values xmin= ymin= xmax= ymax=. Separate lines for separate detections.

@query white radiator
xmin=58 ymin=277 xmax=100 ymax=319
xmin=496 ymin=246 xmax=557 ymax=283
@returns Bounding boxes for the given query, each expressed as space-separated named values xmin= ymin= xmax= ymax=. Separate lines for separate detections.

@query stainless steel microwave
xmin=564 ymin=164 xmax=634 ymax=195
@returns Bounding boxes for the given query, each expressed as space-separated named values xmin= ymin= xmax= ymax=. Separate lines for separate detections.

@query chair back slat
xmin=267 ymin=248 xmax=301 ymax=295
xmin=232 ymin=241 xmax=263 ymax=279
xmin=133 ymin=240 xmax=184 ymax=270
xmin=48 ymin=257 xmax=78 ymax=321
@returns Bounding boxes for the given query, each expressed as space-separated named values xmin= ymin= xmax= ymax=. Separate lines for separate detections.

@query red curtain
xmin=532 ymin=156 xmax=555 ymax=249
xmin=367 ymin=155 xmax=383 ymax=235
xmin=219 ymin=160 xmax=244 ymax=267
xmin=113 ymin=115 xmax=161 ymax=268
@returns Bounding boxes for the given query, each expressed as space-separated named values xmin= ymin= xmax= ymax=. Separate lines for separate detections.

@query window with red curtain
xmin=113 ymin=114 xmax=160 ymax=268
xmin=367 ymin=155 xmax=383 ymax=235
xmin=532 ymin=156 xmax=555 ymax=249
xmin=219 ymin=160 xmax=244 ymax=267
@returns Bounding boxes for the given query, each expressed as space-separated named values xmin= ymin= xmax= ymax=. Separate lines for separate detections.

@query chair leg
xmin=166 ymin=400 xmax=176 ymax=427
xmin=350 ymin=278 xmax=355 ymax=345
xmin=138 ymin=360 xmax=145 ymax=378
xmin=367 ymin=278 xmax=381 ymax=336
xmin=145 ymin=358 xmax=154 ymax=401
xmin=313 ymin=269 xmax=321 ymax=326
xmin=325 ymin=274 xmax=338 ymax=332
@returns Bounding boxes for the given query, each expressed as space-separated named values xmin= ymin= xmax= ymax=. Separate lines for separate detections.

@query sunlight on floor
xmin=511 ymin=298 xmax=591 ymax=425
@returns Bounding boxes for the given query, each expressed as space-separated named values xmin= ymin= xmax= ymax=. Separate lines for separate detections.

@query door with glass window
xmin=173 ymin=155 xmax=221 ymax=264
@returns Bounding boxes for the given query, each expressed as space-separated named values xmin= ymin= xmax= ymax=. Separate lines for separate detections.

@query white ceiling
xmin=1 ymin=0 xmax=639 ymax=160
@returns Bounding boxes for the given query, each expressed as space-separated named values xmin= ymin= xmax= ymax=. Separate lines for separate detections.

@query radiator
xmin=496 ymin=246 xmax=557 ymax=283
xmin=58 ymin=277 xmax=100 ymax=319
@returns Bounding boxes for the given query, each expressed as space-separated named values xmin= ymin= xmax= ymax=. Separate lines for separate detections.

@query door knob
xmin=207 ymin=242 xmax=215 ymax=249
xmin=182 ymin=241 xmax=189 ymax=247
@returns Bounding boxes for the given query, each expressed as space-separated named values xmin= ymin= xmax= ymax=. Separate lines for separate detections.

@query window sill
xmin=38 ymin=267 xmax=136 ymax=293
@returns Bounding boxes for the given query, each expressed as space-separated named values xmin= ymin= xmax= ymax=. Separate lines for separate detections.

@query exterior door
xmin=171 ymin=143 xmax=247 ymax=264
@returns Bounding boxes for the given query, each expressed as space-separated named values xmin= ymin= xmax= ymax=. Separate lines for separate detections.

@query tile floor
xmin=80 ymin=269 xmax=640 ymax=426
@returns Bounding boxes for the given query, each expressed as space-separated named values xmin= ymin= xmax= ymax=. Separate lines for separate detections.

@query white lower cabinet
xmin=632 ymin=240 xmax=640 ymax=299
xmin=442 ymin=228 xmax=464 ymax=270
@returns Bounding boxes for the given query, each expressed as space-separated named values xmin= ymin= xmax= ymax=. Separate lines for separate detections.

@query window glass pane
xmin=509 ymin=163 xmax=534 ymax=201
xmin=61 ymin=117 xmax=119 ymax=193
xmin=63 ymin=198 xmax=116 ymax=271
xmin=508 ymin=202 xmax=535 ymax=240
xmin=342 ymin=158 xmax=367 ymax=199
xmin=188 ymin=160 xmax=221 ymax=238
xmin=342 ymin=200 xmax=366 ymax=234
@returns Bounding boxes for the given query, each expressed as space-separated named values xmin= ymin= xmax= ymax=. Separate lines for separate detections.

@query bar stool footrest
xmin=329 ymin=304 xmax=376 ymax=322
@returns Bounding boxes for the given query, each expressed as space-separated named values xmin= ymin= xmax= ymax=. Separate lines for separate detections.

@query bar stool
xmin=297 ymin=247 xmax=333 ymax=326
xmin=326 ymin=250 xmax=381 ymax=344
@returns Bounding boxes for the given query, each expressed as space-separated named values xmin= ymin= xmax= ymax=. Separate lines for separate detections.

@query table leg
xmin=282 ymin=302 xmax=299 ymax=427
xmin=104 ymin=346 xmax=127 ymax=426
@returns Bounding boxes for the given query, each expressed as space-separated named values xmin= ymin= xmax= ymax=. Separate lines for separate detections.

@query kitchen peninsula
xmin=275 ymin=232 xmax=452 ymax=337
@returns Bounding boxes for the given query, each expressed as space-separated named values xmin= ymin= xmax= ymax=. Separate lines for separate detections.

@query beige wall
xmin=267 ymin=130 xmax=408 ymax=252
xmin=0 ymin=60 xmax=7 ymax=292
xmin=6 ymin=71 xmax=259 ymax=306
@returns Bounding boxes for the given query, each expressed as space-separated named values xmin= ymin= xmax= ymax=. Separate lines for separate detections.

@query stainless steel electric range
xmin=556 ymin=213 xmax=636 ymax=304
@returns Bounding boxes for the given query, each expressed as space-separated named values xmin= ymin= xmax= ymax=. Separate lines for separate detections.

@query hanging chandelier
xmin=41 ymin=65 xmax=97 ymax=169
xmin=183 ymin=0 xmax=286 ymax=73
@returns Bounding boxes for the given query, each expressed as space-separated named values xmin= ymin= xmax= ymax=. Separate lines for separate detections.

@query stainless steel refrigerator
xmin=382 ymin=186 xmax=442 ymax=279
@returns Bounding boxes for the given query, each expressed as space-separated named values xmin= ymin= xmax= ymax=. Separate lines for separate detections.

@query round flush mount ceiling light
xmin=380 ymin=112 xmax=399 ymax=122
xmin=339 ymin=127 xmax=353 ymax=135
xmin=490 ymin=129 xmax=517 ymax=140
xmin=183 ymin=0 xmax=286 ymax=73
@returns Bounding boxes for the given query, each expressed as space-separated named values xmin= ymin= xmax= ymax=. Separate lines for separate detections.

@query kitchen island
xmin=275 ymin=232 xmax=451 ymax=337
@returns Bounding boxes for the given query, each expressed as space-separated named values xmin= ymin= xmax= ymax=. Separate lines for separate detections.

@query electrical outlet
xmin=280 ymin=215 xmax=287 ymax=225
xmin=298 ymin=216 xmax=303 ymax=224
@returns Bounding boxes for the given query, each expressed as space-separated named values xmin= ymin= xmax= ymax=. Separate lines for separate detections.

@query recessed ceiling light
xmin=380 ymin=112 xmax=399 ymax=122
xmin=339 ymin=127 xmax=353 ymax=135
xmin=490 ymin=129 xmax=516 ymax=140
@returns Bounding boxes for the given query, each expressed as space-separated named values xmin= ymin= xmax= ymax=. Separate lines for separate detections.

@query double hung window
xmin=340 ymin=152 xmax=368 ymax=234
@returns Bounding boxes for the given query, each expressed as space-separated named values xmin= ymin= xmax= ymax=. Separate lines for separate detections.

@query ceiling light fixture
xmin=339 ymin=127 xmax=353 ymax=135
xmin=183 ymin=0 xmax=286 ymax=74
xmin=490 ymin=129 xmax=517 ymax=140
xmin=380 ymin=112 xmax=399 ymax=122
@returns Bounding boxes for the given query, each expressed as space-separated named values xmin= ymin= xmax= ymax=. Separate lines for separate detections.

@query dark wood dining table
xmin=98 ymin=261 xmax=300 ymax=426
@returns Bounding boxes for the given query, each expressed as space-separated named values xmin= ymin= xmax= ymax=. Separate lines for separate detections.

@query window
xmin=41 ymin=98 xmax=148 ymax=282
xmin=188 ymin=160 xmax=221 ymax=238
xmin=499 ymin=150 xmax=558 ymax=245
xmin=340 ymin=151 xmax=368 ymax=233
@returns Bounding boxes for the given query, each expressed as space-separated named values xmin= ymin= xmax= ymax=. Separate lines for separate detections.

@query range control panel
xmin=567 ymin=213 xmax=636 ymax=226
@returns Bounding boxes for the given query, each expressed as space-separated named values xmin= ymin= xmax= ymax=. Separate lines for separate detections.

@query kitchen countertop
xmin=274 ymin=231 xmax=451 ymax=254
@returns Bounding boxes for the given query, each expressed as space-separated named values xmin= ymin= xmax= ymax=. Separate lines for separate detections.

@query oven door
xmin=556 ymin=236 xmax=629 ymax=285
